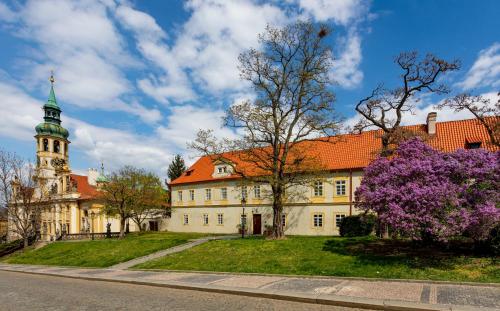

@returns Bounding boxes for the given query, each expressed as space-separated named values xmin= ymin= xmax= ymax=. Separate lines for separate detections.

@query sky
xmin=0 ymin=0 xmax=498 ymax=180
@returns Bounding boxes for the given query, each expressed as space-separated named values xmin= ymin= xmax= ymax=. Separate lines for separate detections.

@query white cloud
xmin=117 ymin=0 xmax=288 ymax=103
xmin=9 ymin=0 xmax=161 ymax=123
xmin=331 ymin=31 xmax=363 ymax=88
xmin=0 ymin=2 xmax=17 ymax=22
xmin=298 ymin=0 xmax=369 ymax=25
xmin=0 ymin=80 xmax=170 ymax=176
xmin=156 ymin=104 xmax=238 ymax=157
xmin=457 ymin=42 xmax=500 ymax=90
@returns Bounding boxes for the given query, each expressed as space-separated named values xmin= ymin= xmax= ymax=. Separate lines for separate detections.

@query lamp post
xmin=90 ymin=211 xmax=95 ymax=241
xmin=241 ymin=197 xmax=246 ymax=239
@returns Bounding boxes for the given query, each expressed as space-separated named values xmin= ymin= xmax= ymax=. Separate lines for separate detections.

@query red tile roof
xmin=70 ymin=174 xmax=100 ymax=200
xmin=170 ymin=117 xmax=499 ymax=186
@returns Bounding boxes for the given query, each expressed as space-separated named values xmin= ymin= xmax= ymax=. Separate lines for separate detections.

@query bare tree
xmin=0 ymin=150 xmax=46 ymax=247
xmin=438 ymin=92 xmax=500 ymax=147
xmin=191 ymin=21 xmax=340 ymax=239
xmin=354 ymin=52 xmax=460 ymax=156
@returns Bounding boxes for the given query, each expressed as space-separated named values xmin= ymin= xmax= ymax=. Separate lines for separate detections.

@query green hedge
xmin=339 ymin=214 xmax=377 ymax=237
xmin=0 ymin=239 xmax=23 ymax=257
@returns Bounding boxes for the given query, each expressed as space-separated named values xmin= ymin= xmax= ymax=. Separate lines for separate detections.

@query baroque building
xmin=10 ymin=75 xmax=140 ymax=242
xmin=166 ymin=114 xmax=497 ymax=236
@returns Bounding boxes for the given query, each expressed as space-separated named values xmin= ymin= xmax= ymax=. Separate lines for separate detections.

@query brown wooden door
xmin=253 ymin=214 xmax=262 ymax=235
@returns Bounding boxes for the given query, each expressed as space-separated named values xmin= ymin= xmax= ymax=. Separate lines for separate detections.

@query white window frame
xmin=177 ymin=190 xmax=183 ymax=202
xmin=189 ymin=189 xmax=195 ymax=201
xmin=241 ymin=186 xmax=247 ymax=200
xmin=183 ymin=214 xmax=189 ymax=225
xmin=203 ymin=214 xmax=209 ymax=225
xmin=335 ymin=214 xmax=346 ymax=228
xmin=253 ymin=185 xmax=261 ymax=199
xmin=313 ymin=181 xmax=323 ymax=197
xmin=313 ymin=213 xmax=323 ymax=227
xmin=335 ymin=180 xmax=347 ymax=196
xmin=220 ymin=187 xmax=227 ymax=200
xmin=205 ymin=188 xmax=212 ymax=201
xmin=217 ymin=213 xmax=224 ymax=225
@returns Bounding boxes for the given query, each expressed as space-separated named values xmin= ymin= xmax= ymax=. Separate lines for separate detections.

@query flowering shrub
xmin=355 ymin=138 xmax=500 ymax=242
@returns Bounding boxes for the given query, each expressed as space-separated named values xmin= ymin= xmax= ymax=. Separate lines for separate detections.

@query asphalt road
xmin=0 ymin=271 xmax=368 ymax=311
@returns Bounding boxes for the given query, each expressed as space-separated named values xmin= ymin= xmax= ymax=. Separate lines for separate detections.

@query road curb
xmin=129 ymin=267 xmax=500 ymax=288
xmin=0 ymin=267 xmax=486 ymax=311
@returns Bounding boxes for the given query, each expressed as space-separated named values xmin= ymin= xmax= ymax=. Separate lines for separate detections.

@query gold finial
xmin=49 ymin=70 xmax=55 ymax=85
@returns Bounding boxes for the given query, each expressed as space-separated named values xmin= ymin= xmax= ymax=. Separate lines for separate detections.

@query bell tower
xmin=35 ymin=73 xmax=71 ymax=196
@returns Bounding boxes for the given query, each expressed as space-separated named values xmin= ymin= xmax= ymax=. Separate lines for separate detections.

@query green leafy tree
xmin=101 ymin=166 xmax=167 ymax=237
xmin=167 ymin=154 xmax=187 ymax=182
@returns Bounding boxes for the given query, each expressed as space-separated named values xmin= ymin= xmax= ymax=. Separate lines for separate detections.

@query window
xmin=217 ymin=166 xmax=227 ymax=173
xmin=217 ymin=213 xmax=224 ymax=225
xmin=253 ymin=185 xmax=261 ymax=199
xmin=64 ymin=143 xmax=68 ymax=155
xmin=281 ymin=213 xmax=286 ymax=227
xmin=43 ymin=138 xmax=49 ymax=152
xmin=466 ymin=142 xmax=482 ymax=149
xmin=220 ymin=188 xmax=227 ymax=200
xmin=183 ymin=214 xmax=189 ymax=225
xmin=241 ymin=186 xmax=247 ymax=200
xmin=65 ymin=176 xmax=70 ymax=192
xmin=313 ymin=213 xmax=323 ymax=227
xmin=335 ymin=180 xmax=346 ymax=196
xmin=189 ymin=190 xmax=195 ymax=201
xmin=53 ymin=140 xmax=60 ymax=153
xmin=177 ymin=191 xmax=183 ymax=202
xmin=203 ymin=214 xmax=209 ymax=225
xmin=205 ymin=188 xmax=212 ymax=200
xmin=335 ymin=214 xmax=346 ymax=228
xmin=313 ymin=181 xmax=323 ymax=196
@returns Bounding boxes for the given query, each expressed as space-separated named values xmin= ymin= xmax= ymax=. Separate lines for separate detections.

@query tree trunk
xmin=119 ymin=217 xmax=126 ymax=238
xmin=271 ymin=187 xmax=284 ymax=239
xmin=23 ymin=235 xmax=29 ymax=248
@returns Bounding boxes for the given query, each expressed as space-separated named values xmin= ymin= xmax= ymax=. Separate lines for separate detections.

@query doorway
xmin=252 ymin=214 xmax=262 ymax=235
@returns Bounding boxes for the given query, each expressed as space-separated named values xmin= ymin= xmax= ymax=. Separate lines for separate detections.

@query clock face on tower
xmin=50 ymin=158 xmax=66 ymax=170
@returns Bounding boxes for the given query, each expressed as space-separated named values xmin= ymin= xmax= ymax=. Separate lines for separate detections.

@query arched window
xmin=43 ymin=139 xmax=49 ymax=152
xmin=64 ymin=143 xmax=68 ymax=156
xmin=54 ymin=140 xmax=60 ymax=153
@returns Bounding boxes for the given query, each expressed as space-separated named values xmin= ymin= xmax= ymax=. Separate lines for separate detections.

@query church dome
xmin=35 ymin=122 xmax=69 ymax=139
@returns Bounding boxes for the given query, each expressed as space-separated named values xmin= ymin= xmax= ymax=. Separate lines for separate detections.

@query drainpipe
xmin=349 ymin=169 xmax=353 ymax=216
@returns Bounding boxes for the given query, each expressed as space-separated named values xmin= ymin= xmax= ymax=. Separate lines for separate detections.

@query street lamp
xmin=241 ymin=197 xmax=246 ymax=238
xmin=90 ymin=211 xmax=95 ymax=240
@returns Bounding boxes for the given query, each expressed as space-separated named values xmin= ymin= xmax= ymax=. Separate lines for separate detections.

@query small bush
xmin=488 ymin=224 xmax=500 ymax=256
xmin=339 ymin=214 xmax=376 ymax=237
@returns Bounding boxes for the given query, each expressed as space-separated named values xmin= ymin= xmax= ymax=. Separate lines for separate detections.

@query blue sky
xmin=0 ymin=0 xmax=498 ymax=179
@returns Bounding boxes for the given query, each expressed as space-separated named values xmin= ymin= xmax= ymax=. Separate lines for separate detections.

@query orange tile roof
xmin=170 ymin=117 xmax=498 ymax=186
xmin=70 ymin=174 xmax=100 ymax=200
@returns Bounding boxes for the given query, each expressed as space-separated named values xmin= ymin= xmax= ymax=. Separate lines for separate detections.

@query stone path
xmin=110 ymin=235 xmax=239 ymax=270
xmin=0 ymin=263 xmax=498 ymax=310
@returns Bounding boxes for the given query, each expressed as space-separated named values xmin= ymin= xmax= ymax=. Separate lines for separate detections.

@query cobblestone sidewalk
xmin=0 ymin=264 xmax=498 ymax=310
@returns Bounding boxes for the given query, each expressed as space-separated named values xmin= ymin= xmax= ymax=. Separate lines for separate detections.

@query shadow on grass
xmin=322 ymin=237 xmax=488 ymax=270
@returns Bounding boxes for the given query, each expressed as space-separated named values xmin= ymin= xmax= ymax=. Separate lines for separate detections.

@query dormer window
xmin=185 ymin=170 xmax=193 ymax=176
xmin=217 ymin=166 xmax=227 ymax=174
xmin=466 ymin=142 xmax=482 ymax=149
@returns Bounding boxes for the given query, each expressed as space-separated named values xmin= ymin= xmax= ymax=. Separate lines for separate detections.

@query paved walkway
xmin=0 ymin=263 xmax=498 ymax=310
xmin=110 ymin=235 xmax=238 ymax=270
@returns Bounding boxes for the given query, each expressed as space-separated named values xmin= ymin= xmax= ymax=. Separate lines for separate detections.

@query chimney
xmin=87 ymin=168 xmax=98 ymax=186
xmin=426 ymin=112 xmax=437 ymax=135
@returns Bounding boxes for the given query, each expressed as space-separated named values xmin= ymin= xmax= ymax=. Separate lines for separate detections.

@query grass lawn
xmin=2 ymin=232 xmax=208 ymax=268
xmin=135 ymin=236 xmax=500 ymax=283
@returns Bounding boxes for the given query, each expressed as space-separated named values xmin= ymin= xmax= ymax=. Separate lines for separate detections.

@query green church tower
xmin=35 ymin=73 xmax=71 ymax=195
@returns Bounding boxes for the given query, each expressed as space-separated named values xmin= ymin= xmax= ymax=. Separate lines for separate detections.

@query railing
xmin=60 ymin=232 xmax=123 ymax=241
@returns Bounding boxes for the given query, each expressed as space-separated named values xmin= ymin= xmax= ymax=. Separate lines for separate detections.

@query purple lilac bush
xmin=355 ymin=138 xmax=500 ymax=242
